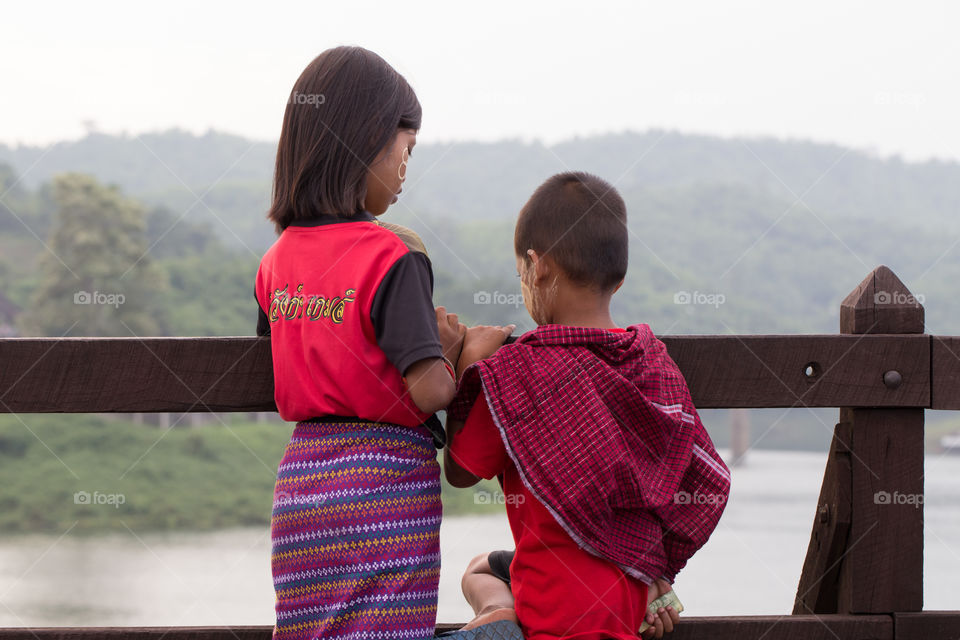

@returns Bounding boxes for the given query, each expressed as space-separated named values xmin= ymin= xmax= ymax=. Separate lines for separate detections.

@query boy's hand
xmin=640 ymin=579 xmax=680 ymax=639
xmin=458 ymin=324 xmax=515 ymax=378
xmin=640 ymin=606 xmax=679 ymax=639
xmin=435 ymin=306 xmax=467 ymax=369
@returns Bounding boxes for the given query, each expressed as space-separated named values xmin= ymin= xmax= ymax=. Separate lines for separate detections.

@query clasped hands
xmin=435 ymin=306 xmax=515 ymax=381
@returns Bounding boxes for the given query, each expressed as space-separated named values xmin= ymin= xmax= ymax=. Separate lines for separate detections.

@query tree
xmin=19 ymin=173 xmax=166 ymax=337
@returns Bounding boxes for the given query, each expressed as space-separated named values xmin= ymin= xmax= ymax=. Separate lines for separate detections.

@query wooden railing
xmin=0 ymin=265 xmax=958 ymax=639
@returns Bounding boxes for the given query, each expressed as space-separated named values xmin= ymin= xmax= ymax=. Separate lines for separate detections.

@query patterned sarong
xmin=271 ymin=418 xmax=441 ymax=640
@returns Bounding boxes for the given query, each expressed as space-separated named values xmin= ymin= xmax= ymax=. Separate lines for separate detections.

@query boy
xmin=445 ymin=172 xmax=731 ymax=640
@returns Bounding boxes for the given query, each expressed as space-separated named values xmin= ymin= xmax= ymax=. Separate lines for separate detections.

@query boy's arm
xmin=444 ymin=417 xmax=482 ymax=488
xmin=443 ymin=324 xmax=515 ymax=488
xmin=443 ymin=323 xmax=513 ymax=487
xmin=444 ymin=390 xmax=512 ymax=488
xmin=456 ymin=324 xmax=515 ymax=379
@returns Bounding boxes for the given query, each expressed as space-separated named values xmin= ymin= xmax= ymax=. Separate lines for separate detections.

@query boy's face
xmin=516 ymin=252 xmax=551 ymax=325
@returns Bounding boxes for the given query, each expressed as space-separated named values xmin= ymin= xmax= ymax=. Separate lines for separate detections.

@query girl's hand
xmin=458 ymin=324 xmax=515 ymax=378
xmin=435 ymin=306 xmax=467 ymax=369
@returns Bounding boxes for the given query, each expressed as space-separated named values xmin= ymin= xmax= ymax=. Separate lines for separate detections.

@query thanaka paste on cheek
xmin=398 ymin=148 xmax=408 ymax=180
xmin=521 ymin=274 xmax=549 ymax=325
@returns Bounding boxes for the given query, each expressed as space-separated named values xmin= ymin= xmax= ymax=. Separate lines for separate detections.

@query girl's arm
xmin=404 ymin=358 xmax=456 ymax=414
xmin=402 ymin=307 xmax=465 ymax=415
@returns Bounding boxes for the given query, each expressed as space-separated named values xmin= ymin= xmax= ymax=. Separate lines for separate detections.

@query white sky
xmin=1 ymin=0 xmax=957 ymax=161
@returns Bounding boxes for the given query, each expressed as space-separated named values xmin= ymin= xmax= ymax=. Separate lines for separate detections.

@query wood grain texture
xmin=661 ymin=334 xmax=929 ymax=409
xmin=794 ymin=420 xmax=853 ymax=615
xmin=931 ymin=336 xmax=960 ymax=409
xmin=840 ymin=265 xmax=925 ymax=334
xmin=842 ymin=408 xmax=925 ymax=613
xmin=0 ymin=334 xmax=932 ymax=412
xmin=0 ymin=337 xmax=275 ymax=413
xmin=894 ymin=611 xmax=960 ymax=640
xmin=797 ymin=265 xmax=925 ymax=615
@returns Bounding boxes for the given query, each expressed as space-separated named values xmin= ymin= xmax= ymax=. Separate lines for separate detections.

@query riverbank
xmin=1 ymin=449 xmax=958 ymax=627
xmin=2 ymin=412 xmax=957 ymax=536
xmin=0 ymin=414 xmax=507 ymax=535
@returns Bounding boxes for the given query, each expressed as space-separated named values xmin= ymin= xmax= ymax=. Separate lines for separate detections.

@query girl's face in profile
xmin=364 ymin=128 xmax=417 ymax=215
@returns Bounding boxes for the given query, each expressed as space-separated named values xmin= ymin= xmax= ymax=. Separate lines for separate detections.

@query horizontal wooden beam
xmin=662 ymin=334 xmax=929 ymax=409
xmin=0 ymin=334 xmax=934 ymax=413
xmin=0 ymin=337 xmax=275 ymax=414
xmin=0 ymin=615 xmax=899 ymax=640
xmin=930 ymin=336 xmax=960 ymax=409
xmin=894 ymin=611 xmax=960 ymax=640
xmin=660 ymin=615 xmax=892 ymax=640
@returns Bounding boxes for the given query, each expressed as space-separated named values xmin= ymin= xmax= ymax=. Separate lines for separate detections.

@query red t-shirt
xmin=255 ymin=214 xmax=442 ymax=425
xmin=450 ymin=329 xmax=650 ymax=640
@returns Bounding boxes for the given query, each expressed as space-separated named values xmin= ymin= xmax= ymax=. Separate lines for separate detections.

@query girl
xmin=255 ymin=46 xmax=463 ymax=640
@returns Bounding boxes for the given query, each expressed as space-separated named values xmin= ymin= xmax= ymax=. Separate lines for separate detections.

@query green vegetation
xmin=0 ymin=413 xmax=505 ymax=536
xmin=1 ymin=128 xmax=959 ymax=532
xmin=21 ymin=174 xmax=165 ymax=336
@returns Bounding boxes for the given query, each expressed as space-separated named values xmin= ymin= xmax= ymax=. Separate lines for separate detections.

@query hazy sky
xmin=1 ymin=0 xmax=956 ymax=161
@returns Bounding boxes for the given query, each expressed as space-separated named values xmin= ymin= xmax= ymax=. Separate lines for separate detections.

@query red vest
xmin=256 ymin=220 xmax=432 ymax=426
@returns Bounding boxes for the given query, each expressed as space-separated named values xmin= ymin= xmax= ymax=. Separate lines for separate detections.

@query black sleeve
xmin=255 ymin=287 xmax=271 ymax=337
xmin=370 ymin=251 xmax=443 ymax=375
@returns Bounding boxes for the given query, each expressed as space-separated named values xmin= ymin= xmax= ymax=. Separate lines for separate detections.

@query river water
xmin=0 ymin=449 xmax=957 ymax=627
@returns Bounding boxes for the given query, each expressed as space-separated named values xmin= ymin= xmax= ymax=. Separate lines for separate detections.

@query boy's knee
xmin=464 ymin=552 xmax=492 ymax=577
xmin=462 ymin=553 xmax=493 ymax=598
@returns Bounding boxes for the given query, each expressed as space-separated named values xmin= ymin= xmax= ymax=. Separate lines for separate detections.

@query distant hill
xmin=3 ymin=128 xmax=960 ymax=249
xmin=2 ymin=128 xmax=958 ymax=337
xmin=0 ymin=129 xmax=275 ymax=194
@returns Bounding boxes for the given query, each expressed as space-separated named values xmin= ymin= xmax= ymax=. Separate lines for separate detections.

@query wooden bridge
xmin=0 ymin=265 xmax=958 ymax=639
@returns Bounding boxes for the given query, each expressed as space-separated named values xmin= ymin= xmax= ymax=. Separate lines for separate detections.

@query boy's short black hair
xmin=514 ymin=172 xmax=628 ymax=293
xmin=268 ymin=46 xmax=421 ymax=233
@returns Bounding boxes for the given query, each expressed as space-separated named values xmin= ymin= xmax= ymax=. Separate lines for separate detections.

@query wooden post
xmin=794 ymin=265 xmax=925 ymax=614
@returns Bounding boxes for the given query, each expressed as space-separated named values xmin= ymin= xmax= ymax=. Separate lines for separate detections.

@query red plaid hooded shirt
xmin=448 ymin=323 xmax=731 ymax=583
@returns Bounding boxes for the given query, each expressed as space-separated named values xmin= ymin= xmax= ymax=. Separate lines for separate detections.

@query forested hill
xmin=1 ymin=128 xmax=959 ymax=340
xmin=4 ymin=130 xmax=960 ymax=233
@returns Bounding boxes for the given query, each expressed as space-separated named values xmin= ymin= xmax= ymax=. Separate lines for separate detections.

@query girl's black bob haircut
xmin=268 ymin=46 xmax=421 ymax=233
